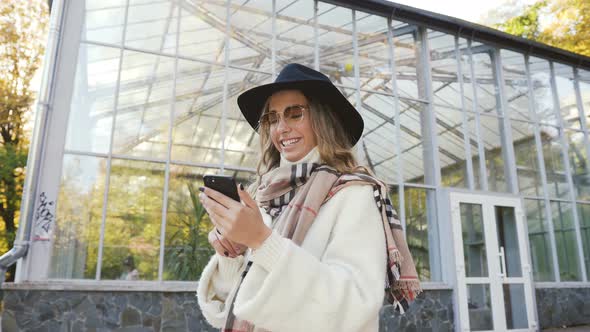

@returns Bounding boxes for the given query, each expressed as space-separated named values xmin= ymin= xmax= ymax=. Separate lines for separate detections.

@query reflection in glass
xmin=495 ymin=206 xmax=522 ymax=277
xmin=467 ymin=284 xmax=493 ymax=331
xmin=501 ymin=50 xmax=532 ymax=122
xmin=82 ymin=0 xmax=126 ymax=45
xmin=566 ymin=129 xmax=590 ymax=201
xmin=553 ymin=63 xmax=581 ymax=128
xmin=318 ymin=3 xmax=353 ymax=83
xmin=529 ymin=57 xmax=559 ymax=126
xmin=124 ymin=1 xmax=178 ymax=54
xmin=177 ymin=5 xmax=224 ymax=62
xmin=577 ymin=203 xmax=590 ymax=278
xmin=503 ymin=284 xmax=528 ymax=329
xmin=360 ymin=93 xmax=400 ymax=184
xmin=102 ymin=159 xmax=166 ymax=280
xmin=355 ymin=13 xmax=388 ymax=92
xmin=112 ymin=51 xmax=175 ymax=159
xmin=540 ymin=125 xmax=570 ymax=199
xmin=480 ymin=114 xmax=508 ymax=192
xmin=404 ymin=187 xmax=437 ymax=280
xmin=512 ymin=120 xmax=543 ymax=196
xmin=65 ymin=44 xmax=120 ymax=154
xmin=429 ymin=31 xmax=470 ymax=189
xmin=551 ymin=201 xmax=582 ymax=281
xmin=471 ymin=49 xmax=500 ymax=117
xmin=460 ymin=203 xmax=488 ymax=277
xmin=275 ymin=0 xmax=315 ymax=69
xmin=579 ymin=69 xmax=590 ymax=130
xmin=525 ymin=199 xmax=555 ymax=281
xmin=50 ymin=154 xmax=107 ymax=279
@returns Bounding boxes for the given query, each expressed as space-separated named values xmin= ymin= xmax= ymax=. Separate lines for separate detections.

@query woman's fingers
xmin=200 ymin=187 xmax=240 ymax=210
xmin=208 ymin=229 xmax=238 ymax=257
xmin=199 ymin=192 xmax=231 ymax=220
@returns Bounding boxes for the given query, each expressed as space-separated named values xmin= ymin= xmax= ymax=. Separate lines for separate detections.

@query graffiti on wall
xmin=32 ymin=192 xmax=55 ymax=241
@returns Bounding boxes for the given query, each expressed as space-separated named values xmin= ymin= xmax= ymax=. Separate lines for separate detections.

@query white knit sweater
xmin=197 ymin=149 xmax=387 ymax=332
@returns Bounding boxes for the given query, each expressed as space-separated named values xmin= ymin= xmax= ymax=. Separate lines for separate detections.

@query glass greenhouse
xmin=7 ymin=0 xmax=590 ymax=330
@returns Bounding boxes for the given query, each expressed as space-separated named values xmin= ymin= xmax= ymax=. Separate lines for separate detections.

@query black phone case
xmin=203 ymin=175 xmax=240 ymax=202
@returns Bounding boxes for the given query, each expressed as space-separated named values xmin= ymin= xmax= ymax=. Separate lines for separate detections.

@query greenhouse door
xmin=450 ymin=193 xmax=537 ymax=331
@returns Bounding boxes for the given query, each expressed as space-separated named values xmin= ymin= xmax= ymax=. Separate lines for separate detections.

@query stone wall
xmin=536 ymin=287 xmax=590 ymax=329
xmin=0 ymin=289 xmax=454 ymax=332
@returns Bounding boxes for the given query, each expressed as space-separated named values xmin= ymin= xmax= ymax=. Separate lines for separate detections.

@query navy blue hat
xmin=237 ymin=63 xmax=364 ymax=146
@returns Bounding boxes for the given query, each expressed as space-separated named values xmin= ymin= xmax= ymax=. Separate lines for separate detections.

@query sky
xmin=387 ymin=0 xmax=536 ymax=24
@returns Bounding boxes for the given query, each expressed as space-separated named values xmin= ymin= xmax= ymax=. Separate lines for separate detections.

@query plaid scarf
xmin=222 ymin=163 xmax=422 ymax=332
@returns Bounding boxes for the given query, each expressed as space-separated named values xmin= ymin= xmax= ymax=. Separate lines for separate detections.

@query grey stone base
xmin=536 ymin=287 xmax=590 ymax=329
xmin=380 ymin=290 xmax=454 ymax=332
xmin=0 ymin=289 xmax=453 ymax=331
xmin=0 ymin=290 xmax=217 ymax=332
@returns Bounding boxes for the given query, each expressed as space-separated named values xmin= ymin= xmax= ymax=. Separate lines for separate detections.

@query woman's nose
xmin=275 ymin=115 xmax=291 ymax=132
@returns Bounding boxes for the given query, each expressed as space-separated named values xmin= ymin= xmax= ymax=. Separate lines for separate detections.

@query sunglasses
xmin=259 ymin=105 xmax=307 ymax=128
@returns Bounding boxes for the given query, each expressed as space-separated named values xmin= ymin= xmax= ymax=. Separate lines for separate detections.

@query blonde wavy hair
xmin=254 ymin=90 xmax=371 ymax=179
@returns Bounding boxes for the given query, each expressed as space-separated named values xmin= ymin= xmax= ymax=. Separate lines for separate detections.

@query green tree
xmin=490 ymin=0 xmax=590 ymax=57
xmin=0 ymin=1 xmax=49 ymax=281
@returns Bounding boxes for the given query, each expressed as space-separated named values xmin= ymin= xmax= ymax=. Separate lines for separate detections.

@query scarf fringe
xmin=389 ymin=249 xmax=403 ymax=264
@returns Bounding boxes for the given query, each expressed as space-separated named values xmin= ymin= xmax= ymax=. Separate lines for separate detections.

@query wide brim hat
xmin=237 ymin=63 xmax=364 ymax=146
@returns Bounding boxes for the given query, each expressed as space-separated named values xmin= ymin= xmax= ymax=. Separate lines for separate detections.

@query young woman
xmin=197 ymin=63 xmax=421 ymax=332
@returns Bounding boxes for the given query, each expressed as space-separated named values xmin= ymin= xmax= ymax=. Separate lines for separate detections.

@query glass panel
xmin=275 ymin=0 xmax=315 ymax=68
xmin=228 ymin=0 xmax=273 ymax=72
xmin=65 ymin=44 xmax=120 ymax=154
xmin=554 ymin=63 xmax=581 ymax=128
xmin=480 ymin=114 xmax=508 ymax=192
xmin=317 ymin=3 xmax=353 ymax=86
xmin=495 ymin=206 xmax=522 ymax=277
xmin=392 ymin=21 xmax=419 ymax=100
xmin=101 ymin=159 xmax=166 ymax=280
xmin=177 ymin=5 xmax=225 ymax=63
xmin=359 ymin=92 xmax=399 ymax=184
xmin=164 ymin=166 xmax=212 ymax=281
xmin=471 ymin=46 xmax=501 ymax=117
xmin=551 ymin=201 xmax=582 ymax=281
xmin=399 ymin=101 xmax=427 ymax=184
xmin=428 ymin=31 xmax=470 ymax=189
xmin=524 ymin=199 xmax=554 ymax=281
xmin=503 ymin=284 xmax=529 ymax=329
xmin=577 ymin=203 xmax=590 ymax=278
xmin=112 ymin=50 xmax=175 ymax=159
xmin=125 ymin=1 xmax=178 ymax=54
xmin=83 ymin=0 xmax=126 ymax=45
xmin=579 ymin=69 xmax=590 ymax=129
xmin=405 ymin=187 xmax=438 ymax=281
xmin=541 ymin=125 xmax=570 ymax=199
xmin=529 ymin=57 xmax=559 ymax=126
xmin=356 ymin=13 xmax=389 ymax=92
xmin=467 ymin=284 xmax=494 ymax=331
xmin=566 ymin=129 xmax=590 ymax=201
xmin=50 ymin=154 xmax=107 ymax=279
xmin=225 ymin=69 xmax=272 ymax=168
xmin=460 ymin=203 xmax=488 ymax=277
xmin=512 ymin=120 xmax=543 ymax=196
xmin=501 ymin=50 xmax=531 ymax=122
xmin=437 ymin=109 xmax=469 ymax=188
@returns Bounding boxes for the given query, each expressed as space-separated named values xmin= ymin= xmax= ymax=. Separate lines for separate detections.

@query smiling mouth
xmin=280 ymin=138 xmax=301 ymax=147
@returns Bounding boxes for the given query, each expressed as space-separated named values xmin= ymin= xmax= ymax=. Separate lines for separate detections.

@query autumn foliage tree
xmin=0 ymin=1 xmax=49 ymax=280
xmin=491 ymin=0 xmax=590 ymax=57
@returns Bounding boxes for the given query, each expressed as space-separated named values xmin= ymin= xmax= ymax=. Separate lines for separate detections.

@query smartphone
xmin=203 ymin=175 xmax=240 ymax=202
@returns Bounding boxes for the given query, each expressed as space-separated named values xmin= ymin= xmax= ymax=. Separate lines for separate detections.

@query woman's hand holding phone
xmin=198 ymin=182 xmax=271 ymax=251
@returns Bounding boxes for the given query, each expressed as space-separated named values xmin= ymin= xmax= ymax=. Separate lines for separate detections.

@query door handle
xmin=499 ymin=246 xmax=507 ymax=278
